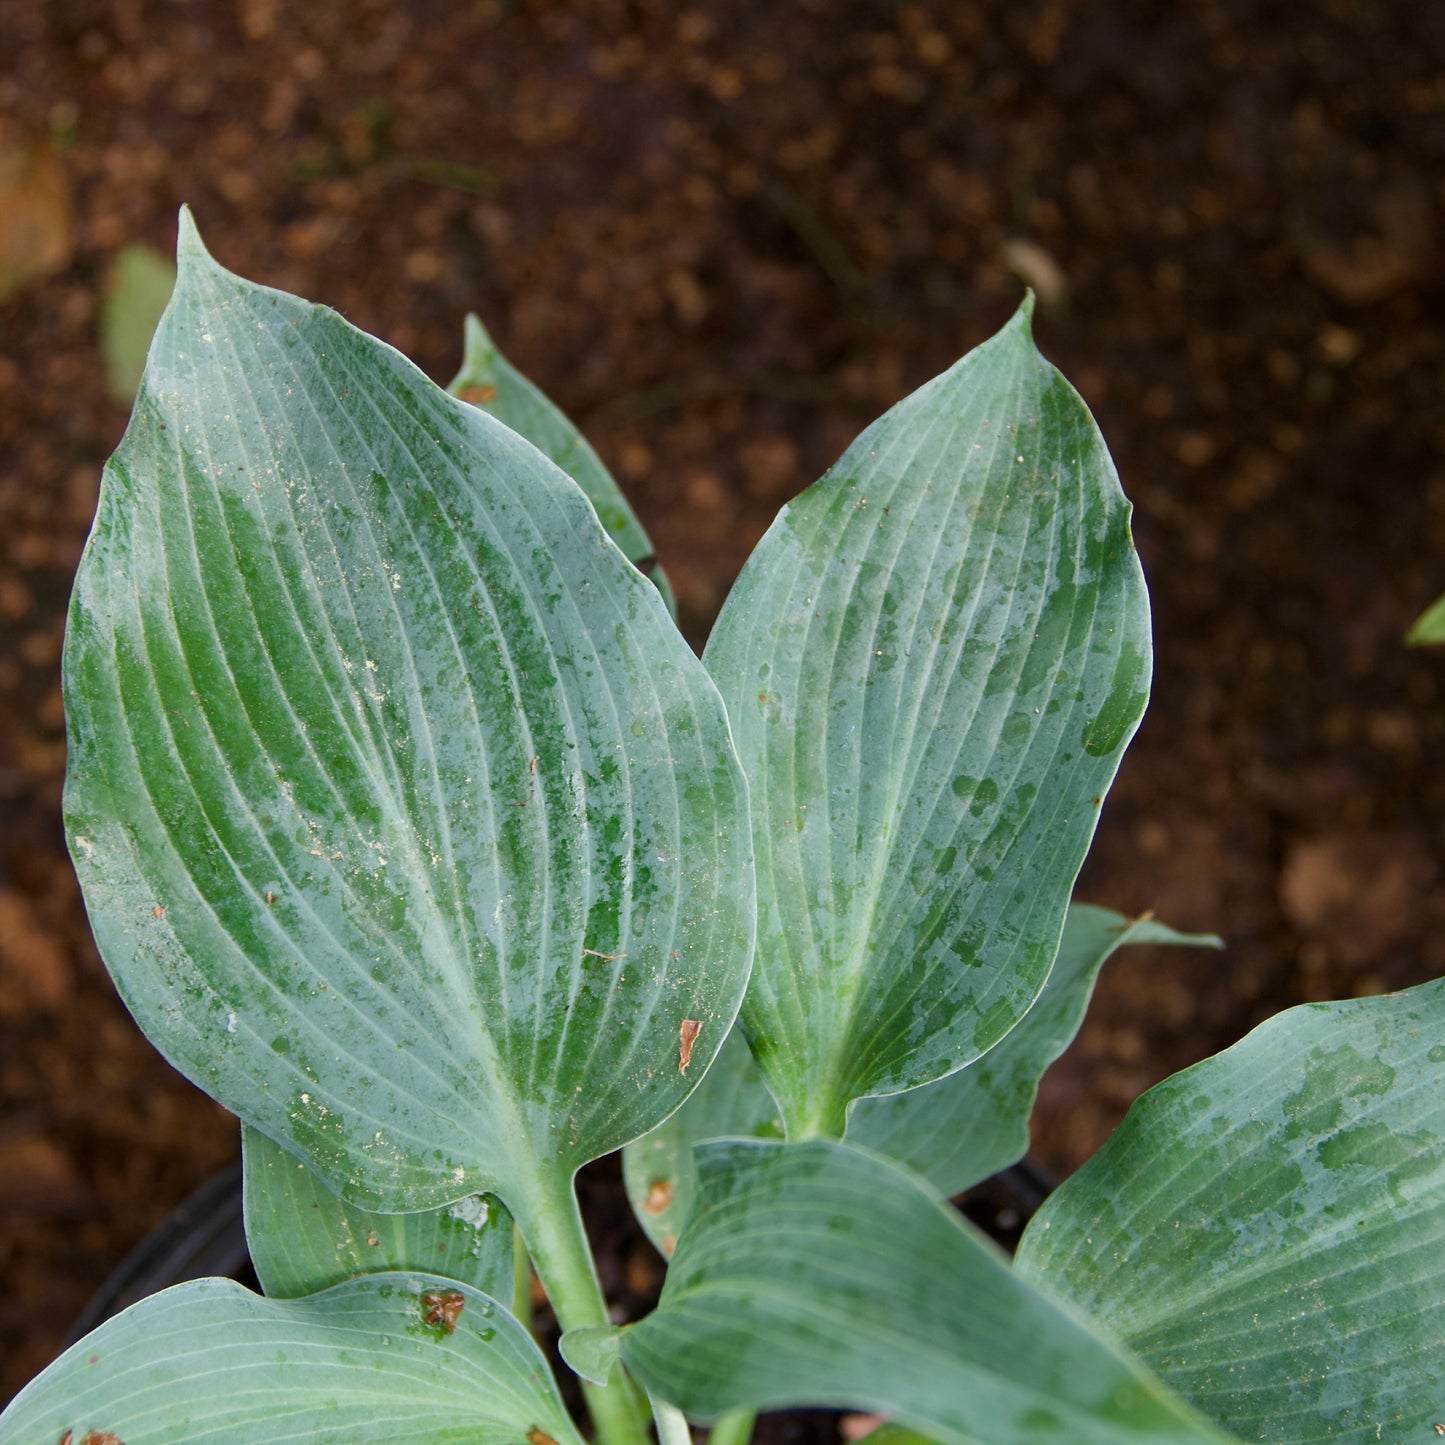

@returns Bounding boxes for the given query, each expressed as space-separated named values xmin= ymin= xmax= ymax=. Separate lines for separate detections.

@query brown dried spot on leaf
xmin=679 ymin=1018 xmax=701 ymax=1073
xmin=456 ymin=383 xmax=498 ymax=405
xmin=420 ymin=1289 xmax=466 ymax=1334
xmin=80 ymin=1433 xmax=125 ymax=1445
xmin=527 ymin=1430 xmax=559 ymax=1445
xmin=643 ymin=1178 xmax=673 ymax=1215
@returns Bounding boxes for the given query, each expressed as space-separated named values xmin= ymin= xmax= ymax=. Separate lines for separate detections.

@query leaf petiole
xmin=518 ymin=1168 xmax=651 ymax=1445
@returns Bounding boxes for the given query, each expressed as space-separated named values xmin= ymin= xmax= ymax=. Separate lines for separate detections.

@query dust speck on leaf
xmin=679 ymin=1018 xmax=702 ymax=1073
xmin=421 ymin=1289 xmax=465 ymax=1334
xmin=644 ymin=1179 xmax=673 ymax=1215
xmin=366 ymin=1230 xmax=379 ymax=1246
xmin=151 ymin=905 xmax=164 ymax=918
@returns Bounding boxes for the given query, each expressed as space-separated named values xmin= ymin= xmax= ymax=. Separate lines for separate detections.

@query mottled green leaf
xmin=1405 ymin=590 xmax=1445 ymax=646
xmin=704 ymin=299 xmax=1151 ymax=1137
xmin=623 ymin=907 xmax=1218 ymax=1247
xmin=448 ymin=314 xmax=675 ymax=615
xmin=848 ymin=907 xmax=1222 ymax=1194
xmin=100 ymin=242 xmax=176 ymax=405
xmin=0 ymin=1274 xmax=582 ymax=1445
xmin=62 ymin=212 xmax=754 ymax=1232
xmin=619 ymin=1139 xmax=1235 ymax=1445
xmin=1016 ymin=976 xmax=1445 ymax=1443
xmin=242 ymin=1123 xmax=513 ymax=1300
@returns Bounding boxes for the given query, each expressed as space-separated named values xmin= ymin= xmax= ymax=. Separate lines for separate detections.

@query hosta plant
xmin=3 ymin=211 xmax=1442 ymax=1445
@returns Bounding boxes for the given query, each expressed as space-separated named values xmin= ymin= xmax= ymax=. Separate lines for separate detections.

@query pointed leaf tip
xmin=1018 ymin=288 xmax=1037 ymax=326
xmin=175 ymin=205 xmax=210 ymax=263
xmin=462 ymin=312 xmax=494 ymax=350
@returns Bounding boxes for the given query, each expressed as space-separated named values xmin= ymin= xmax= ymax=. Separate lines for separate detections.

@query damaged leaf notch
xmin=420 ymin=1289 xmax=467 ymax=1335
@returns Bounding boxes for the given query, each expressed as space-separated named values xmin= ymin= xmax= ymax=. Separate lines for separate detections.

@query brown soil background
xmin=2 ymin=0 xmax=1444 ymax=1407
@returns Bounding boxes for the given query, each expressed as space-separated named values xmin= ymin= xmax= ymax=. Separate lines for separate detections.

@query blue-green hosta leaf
xmin=1015 ymin=976 xmax=1445 ymax=1443
xmin=847 ymin=907 xmax=1222 ymax=1194
xmin=704 ymin=298 xmax=1150 ymax=1138
xmin=448 ymin=314 xmax=675 ymax=615
xmin=0 ymin=1275 xmax=581 ymax=1445
xmin=622 ymin=906 xmax=1218 ymax=1249
xmin=619 ymin=1139 xmax=1235 ymax=1445
xmin=242 ymin=1123 xmax=514 ymax=1300
xmin=62 ymin=211 xmax=754 ymax=1225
